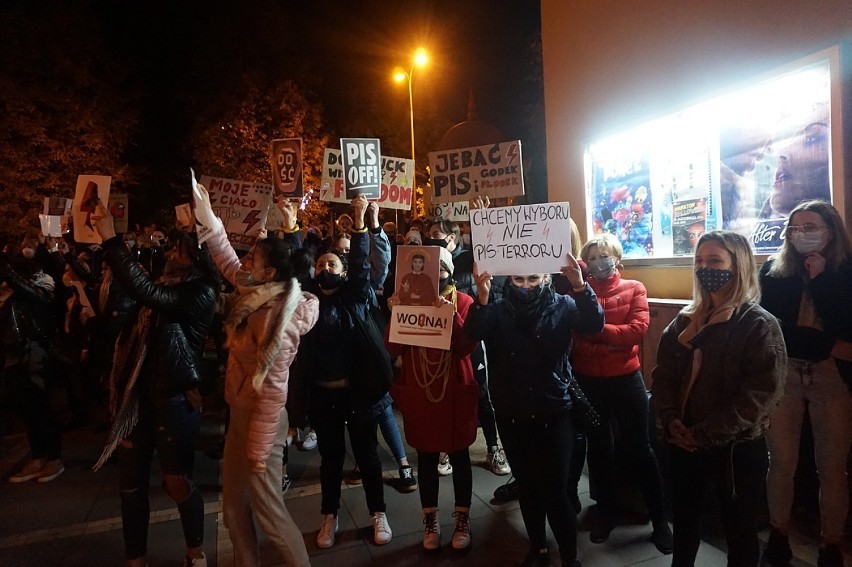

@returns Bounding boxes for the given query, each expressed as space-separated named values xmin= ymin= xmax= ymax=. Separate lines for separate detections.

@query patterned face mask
xmin=695 ymin=267 xmax=733 ymax=293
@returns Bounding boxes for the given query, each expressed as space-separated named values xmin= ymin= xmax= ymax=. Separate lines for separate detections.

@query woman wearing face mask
xmin=652 ymin=230 xmax=786 ymax=567
xmin=573 ymin=233 xmax=672 ymax=554
xmin=758 ymin=200 xmax=852 ymax=567
xmin=296 ymin=195 xmax=395 ymax=549
xmin=91 ymin=204 xmax=218 ymax=567
xmin=385 ymin=247 xmax=479 ymax=551
xmin=467 ymin=257 xmax=604 ymax=567
xmin=194 ymin=185 xmax=319 ymax=567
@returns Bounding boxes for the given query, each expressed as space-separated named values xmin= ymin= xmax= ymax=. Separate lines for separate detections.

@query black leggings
xmin=497 ymin=410 xmax=577 ymax=562
xmin=417 ymin=448 xmax=472 ymax=509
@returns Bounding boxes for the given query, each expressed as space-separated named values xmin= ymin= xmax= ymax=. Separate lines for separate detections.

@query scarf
xmin=92 ymin=305 xmax=154 ymax=471
xmin=222 ymin=278 xmax=302 ymax=392
xmin=507 ymin=283 xmax=554 ymax=332
xmin=440 ymin=282 xmax=458 ymax=313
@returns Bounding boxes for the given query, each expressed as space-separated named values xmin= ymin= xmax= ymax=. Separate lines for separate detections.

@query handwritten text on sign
xmin=469 ymin=202 xmax=572 ymax=276
xmin=199 ymin=175 xmax=272 ymax=251
xmin=320 ymin=148 xmax=413 ymax=210
xmin=428 ymin=140 xmax=524 ymax=203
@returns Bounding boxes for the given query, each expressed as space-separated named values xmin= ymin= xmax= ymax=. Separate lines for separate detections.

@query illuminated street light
xmin=393 ymin=48 xmax=429 ymax=167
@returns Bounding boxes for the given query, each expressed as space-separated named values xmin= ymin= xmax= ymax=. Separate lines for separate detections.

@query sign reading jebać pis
xmin=340 ymin=138 xmax=381 ymax=200
xmin=428 ymin=140 xmax=524 ymax=203
xmin=469 ymin=202 xmax=572 ymax=276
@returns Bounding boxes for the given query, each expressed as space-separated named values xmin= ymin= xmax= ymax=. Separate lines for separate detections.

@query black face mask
xmin=424 ymin=238 xmax=449 ymax=249
xmin=439 ymin=277 xmax=451 ymax=291
xmin=316 ymin=271 xmax=343 ymax=290
xmin=507 ymin=283 xmax=544 ymax=303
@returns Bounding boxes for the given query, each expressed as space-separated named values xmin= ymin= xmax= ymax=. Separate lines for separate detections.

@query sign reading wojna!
xmin=320 ymin=148 xmax=414 ymax=210
xmin=428 ymin=140 xmax=524 ymax=203
xmin=340 ymin=138 xmax=381 ymax=200
xmin=469 ymin=202 xmax=572 ymax=276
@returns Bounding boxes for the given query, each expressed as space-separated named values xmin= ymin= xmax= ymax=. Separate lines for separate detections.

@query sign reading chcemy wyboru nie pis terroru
xmin=469 ymin=202 xmax=572 ymax=276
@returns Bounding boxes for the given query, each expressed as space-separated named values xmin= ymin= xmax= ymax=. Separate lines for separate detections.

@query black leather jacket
xmin=102 ymin=237 xmax=216 ymax=398
xmin=0 ymin=259 xmax=56 ymax=362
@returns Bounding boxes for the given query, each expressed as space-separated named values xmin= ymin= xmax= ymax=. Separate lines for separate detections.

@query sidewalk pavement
xmin=0 ymin=409 xmax=827 ymax=567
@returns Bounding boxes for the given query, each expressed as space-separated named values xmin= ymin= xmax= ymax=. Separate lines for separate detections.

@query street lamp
xmin=394 ymin=48 xmax=429 ymax=167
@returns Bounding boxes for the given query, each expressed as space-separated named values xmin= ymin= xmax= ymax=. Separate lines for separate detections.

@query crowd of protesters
xmin=0 ymin=192 xmax=849 ymax=567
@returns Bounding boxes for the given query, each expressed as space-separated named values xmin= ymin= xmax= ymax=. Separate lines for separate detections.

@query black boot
xmin=761 ymin=529 xmax=792 ymax=567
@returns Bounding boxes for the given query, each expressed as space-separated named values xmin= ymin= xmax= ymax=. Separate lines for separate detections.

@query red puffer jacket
xmin=571 ymin=272 xmax=649 ymax=377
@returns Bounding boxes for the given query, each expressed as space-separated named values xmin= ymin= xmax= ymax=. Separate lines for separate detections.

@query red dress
xmin=385 ymin=291 xmax=478 ymax=453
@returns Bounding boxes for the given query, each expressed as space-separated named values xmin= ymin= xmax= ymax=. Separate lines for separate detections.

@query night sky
xmin=3 ymin=0 xmax=545 ymax=220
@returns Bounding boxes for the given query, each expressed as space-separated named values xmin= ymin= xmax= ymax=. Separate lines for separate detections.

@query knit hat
xmin=405 ymin=229 xmax=422 ymax=246
xmin=439 ymin=247 xmax=454 ymax=276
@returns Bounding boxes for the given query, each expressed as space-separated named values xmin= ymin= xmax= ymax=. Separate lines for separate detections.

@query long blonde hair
xmin=767 ymin=200 xmax=852 ymax=278
xmin=683 ymin=230 xmax=760 ymax=320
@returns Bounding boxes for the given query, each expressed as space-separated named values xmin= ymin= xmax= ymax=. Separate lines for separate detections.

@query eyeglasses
xmin=785 ymin=224 xmax=826 ymax=235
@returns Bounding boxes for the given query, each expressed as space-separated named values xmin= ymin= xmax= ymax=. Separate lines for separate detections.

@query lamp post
xmin=394 ymin=48 xmax=428 ymax=180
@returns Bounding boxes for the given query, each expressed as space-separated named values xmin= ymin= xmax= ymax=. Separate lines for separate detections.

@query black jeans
xmin=577 ymin=371 xmax=666 ymax=523
xmin=309 ymin=386 xmax=385 ymax=515
xmin=669 ymin=437 xmax=768 ymax=567
xmin=6 ymin=353 xmax=61 ymax=460
xmin=497 ymin=409 xmax=577 ymax=562
xmin=417 ymin=448 xmax=472 ymax=509
xmin=118 ymin=393 xmax=203 ymax=560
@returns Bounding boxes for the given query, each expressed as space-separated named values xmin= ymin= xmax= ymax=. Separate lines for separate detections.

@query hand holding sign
xmin=472 ymin=261 xmax=493 ymax=306
xmin=275 ymin=196 xmax=298 ymax=231
xmin=351 ymin=194 xmax=368 ymax=230
xmin=471 ymin=196 xmax=491 ymax=210
xmin=560 ymin=253 xmax=586 ymax=291
xmin=91 ymin=200 xmax=117 ymax=241
xmin=366 ymin=201 xmax=380 ymax=230
xmin=191 ymin=178 xmax=222 ymax=232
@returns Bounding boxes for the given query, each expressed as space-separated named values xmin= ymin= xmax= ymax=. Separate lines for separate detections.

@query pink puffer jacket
xmin=207 ymin=229 xmax=319 ymax=462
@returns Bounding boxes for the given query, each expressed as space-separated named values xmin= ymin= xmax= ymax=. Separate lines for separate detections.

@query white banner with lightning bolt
xmin=469 ymin=201 xmax=572 ymax=276
xmin=198 ymin=174 xmax=273 ymax=251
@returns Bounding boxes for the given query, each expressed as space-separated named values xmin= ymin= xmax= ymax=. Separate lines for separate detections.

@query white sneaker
xmin=437 ymin=453 xmax=453 ymax=476
xmin=487 ymin=447 xmax=511 ymax=476
xmin=299 ymin=430 xmax=318 ymax=451
xmin=37 ymin=459 xmax=65 ymax=483
xmin=451 ymin=508 xmax=471 ymax=550
xmin=422 ymin=508 xmax=441 ymax=550
xmin=316 ymin=514 xmax=338 ymax=549
xmin=371 ymin=512 xmax=392 ymax=545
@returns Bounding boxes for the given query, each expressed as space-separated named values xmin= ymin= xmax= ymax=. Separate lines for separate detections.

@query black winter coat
xmin=102 ymin=237 xmax=216 ymax=398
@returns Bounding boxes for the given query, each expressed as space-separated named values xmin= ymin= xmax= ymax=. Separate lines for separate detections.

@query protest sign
xmin=108 ymin=193 xmax=129 ymax=233
xmin=340 ymin=138 xmax=381 ymax=199
xmin=394 ymin=245 xmax=440 ymax=306
xmin=270 ymin=138 xmax=303 ymax=198
xmin=197 ymin=173 xmax=273 ymax=250
xmin=425 ymin=201 xmax=469 ymax=222
xmin=41 ymin=197 xmax=72 ymax=237
xmin=320 ymin=148 xmax=413 ymax=210
xmin=389 ymin=303 xmax=454 ymax=350
xmin=73 ymin=175 xmax=111 ymax=244
xmin=175 ymin=203 xmax=193 ymax=228
xmin=428 ymin=140 xmax=524 ymax=203
xmin=469 ymin=202 xmax=572 ymax=276
xmin=388 ymin=245 xmax=452 ymax=349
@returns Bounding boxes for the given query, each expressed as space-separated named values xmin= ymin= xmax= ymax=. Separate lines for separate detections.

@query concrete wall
xmin=541 ymin=0 xmax=852 ymax=298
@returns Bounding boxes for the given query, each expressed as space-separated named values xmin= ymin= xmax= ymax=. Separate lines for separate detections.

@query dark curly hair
xmin=256 ymin=237 xmax=314 ymax=282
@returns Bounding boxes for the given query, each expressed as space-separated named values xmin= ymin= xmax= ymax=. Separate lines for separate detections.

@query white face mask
xmin=22 ymin=247 xmax=36 ymax=259
xmin=790 ymin=231 xmax=827 ymax=254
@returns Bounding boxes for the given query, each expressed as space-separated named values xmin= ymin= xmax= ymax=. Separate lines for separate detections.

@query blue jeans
xmin=377 ymin=402 xmax=407 ymax=463
xmin=118 ymin=393 xmax=203 ymax=559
